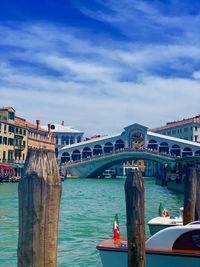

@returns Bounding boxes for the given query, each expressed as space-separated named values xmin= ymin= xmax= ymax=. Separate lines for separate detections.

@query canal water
xmin=0 ymin=178 xmax=183 ymax=267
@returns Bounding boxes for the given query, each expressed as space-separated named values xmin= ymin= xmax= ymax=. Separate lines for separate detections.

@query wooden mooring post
xmin=18 ymin=149 xmax=62 ymax=267
xmin=183 ymin=165 xmax=197 ymax=225
xmin=124 ymin=169 xmax=145 ymax=267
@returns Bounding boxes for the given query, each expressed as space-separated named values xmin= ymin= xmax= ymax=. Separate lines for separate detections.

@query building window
xmin=8 ymin=138 xmax=14 ymax=146
xmin=3 ymin=137 xmax=7 ymax=145
xmin=184 ymin=127 xmax=188 ymax=132
xmin=172 ymin=130 xmax=176 ymax=134
xmin=195 ymin=135 xmax=198 ymax=142
xmin=3 ymin=151 xmax=6 ymax=160
xmin=19 ymin=128 xmax=22 ymax=135
xmin=9 ymin=125 xmax=14 ymax=133
xmin=167 ymin=131 xmax=171 ymax=135
xmin=8 ymin=111 xmax=15 ymax=120
xmin=0 ymin=136 xmax=2 ymax=144
xmin=195 ymin=126 xmax=198 ymax=131
xmin=23 ymin=129 xmax=26 ymax=135
xmin=4 ymin=124 xmax=7 ymax=132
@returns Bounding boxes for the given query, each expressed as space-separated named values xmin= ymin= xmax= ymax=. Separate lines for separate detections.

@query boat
xmin=96 ymin=221 xmax=200 ymax=267
xmin=102 ymin=169 xmax=116 ymax=179
xmin=148 ymin=207 xmax=183 ymax=235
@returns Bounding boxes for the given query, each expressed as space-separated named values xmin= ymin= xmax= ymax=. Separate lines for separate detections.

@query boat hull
xmin=98 ymin=248 xmax=200 ymax=267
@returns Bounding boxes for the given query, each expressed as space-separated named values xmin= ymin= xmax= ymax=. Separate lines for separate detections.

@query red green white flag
xmin=113 ymin=214 xmax=120 ymax=240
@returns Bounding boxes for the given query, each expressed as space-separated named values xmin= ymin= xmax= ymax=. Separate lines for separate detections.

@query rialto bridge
xmin=58 ymin=123 xmax=200 ymax=178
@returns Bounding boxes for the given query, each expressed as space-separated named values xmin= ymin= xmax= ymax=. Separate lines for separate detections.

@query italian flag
xmin=113 ymin=214 xmax=120 ymax=240
xmin=159 ymin=203 xmax=170 ymax=217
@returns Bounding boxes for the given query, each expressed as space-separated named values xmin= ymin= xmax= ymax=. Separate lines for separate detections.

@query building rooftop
xmin=15 ymin=116 xmax=49 ymax=133
xmin=152 ymin=115 xmax=200 ymax=132
xmin=42 ymin=123 xmax=83 ymax=134
xmin=0 ymin=106 xmax=15 ymax=111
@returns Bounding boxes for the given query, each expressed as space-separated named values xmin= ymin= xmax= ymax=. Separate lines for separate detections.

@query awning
xmin=11 ymin=164 xmax=24 ymax=168
xmin=0 ymin=164 xmax=14 ymax=170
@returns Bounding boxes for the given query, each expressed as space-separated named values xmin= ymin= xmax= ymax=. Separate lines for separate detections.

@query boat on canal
xmin=147 ymin=206 xmax=183 ymax=235
xmin=96 ymin=221 xmax=200 ymax=267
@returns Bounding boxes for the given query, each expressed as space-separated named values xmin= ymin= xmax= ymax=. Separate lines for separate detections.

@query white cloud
xmin=1 ymin=21 xmax=200 ymax=136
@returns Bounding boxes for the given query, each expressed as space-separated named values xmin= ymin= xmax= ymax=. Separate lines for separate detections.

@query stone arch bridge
xmin=58 ymin=123 xmax=200 ymax=178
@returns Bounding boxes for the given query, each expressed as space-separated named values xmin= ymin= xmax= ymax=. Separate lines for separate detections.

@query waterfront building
xmin=42 ymin=121 xmax=84 ymax=158
xmin=0 ymin=107 xmax=17 ymax=163
xmin=152 ymin=115 xmax=200 ymax=142
xmin=0 ymin=107 xmax=55 ymax=180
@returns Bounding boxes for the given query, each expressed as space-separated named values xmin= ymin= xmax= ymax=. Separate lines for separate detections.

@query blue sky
xmin=1 ymin=0 xmax=200 ymax=135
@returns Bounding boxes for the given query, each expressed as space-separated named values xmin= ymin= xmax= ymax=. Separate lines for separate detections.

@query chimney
xmin=48 ymin=124 xmax=51 ymax=133
xmin=61 ymin=120 xmax=64 ymax=126
xmin=36 ymin=120 xmax=40 ymax=130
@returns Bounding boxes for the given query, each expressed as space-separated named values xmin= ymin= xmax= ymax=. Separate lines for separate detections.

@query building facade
xmin=42 ymin=121 xmax=84 ymax=158
xmin=0 ymin=107 xmax=55 ymax=165
xmin=152 ymin=115 xmax=200 ymax=142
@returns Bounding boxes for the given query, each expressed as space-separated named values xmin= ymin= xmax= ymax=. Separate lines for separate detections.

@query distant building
xmin=152 ymin=115 xmax=200 ymax=142
xmin=0 ymin=107 xmax=55 ymax=165
xmin=42 ymin=121 xmax=84 ymax=158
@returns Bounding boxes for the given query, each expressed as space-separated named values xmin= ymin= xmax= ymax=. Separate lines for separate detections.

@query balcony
xmin=14 ymin=145 xmax=25 ymax=151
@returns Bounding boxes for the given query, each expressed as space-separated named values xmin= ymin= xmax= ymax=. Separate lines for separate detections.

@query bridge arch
xmin=62 ymin=150 xmax=175 ymax=178
xmin=61 ymin=152 xmax=70 ymax=163
xmin=147 ymin=139 xmax=158 ymax=150
xmin=159 ymin=142 xmax=169 ymax=154
xmin=182 ymin=147 xmax=193 ymax=157
xmin=72 ymin=149 xmax=81 ymax=161
xmin=82 ymin=147 xmax=92 ymax=159
xmin=115 ymin=139 xmax=125 ymax=150
xmin=104 ymin=142 xmax=113 ymax=154
xmin=170 ymin=144 xmax=181 ymax=157
xmin=93 ymin=144 xmax=103 ymax=155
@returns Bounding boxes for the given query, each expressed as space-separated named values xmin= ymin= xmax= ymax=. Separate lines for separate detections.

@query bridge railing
xmin=61 ymin=147 xmax=176 ymax=167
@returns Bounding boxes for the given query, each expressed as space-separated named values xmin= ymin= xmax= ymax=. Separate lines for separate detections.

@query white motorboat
xmin=148 ymin=206 xmax=183 ymax=235
xmin=96 ymin=221 xmax=200 ymax=267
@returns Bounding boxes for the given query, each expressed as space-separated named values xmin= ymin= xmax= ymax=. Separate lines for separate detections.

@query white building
xmin=42 ymin=121 xmax=84 ymax=158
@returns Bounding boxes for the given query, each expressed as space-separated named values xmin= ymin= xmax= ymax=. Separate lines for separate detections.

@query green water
xmin=0 ymin=178 xmax=183 ymax=267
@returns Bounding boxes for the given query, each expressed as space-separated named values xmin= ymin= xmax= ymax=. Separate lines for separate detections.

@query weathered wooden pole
xmin=195 ymin=166 xmax=200 ymax=221
xmin=183 ymin=165 xmax=197 ymax=225
xmin=18 ymin=149 xmax=62 ymax=267
xmin=124 ymin=169 xmax=145 ymax=267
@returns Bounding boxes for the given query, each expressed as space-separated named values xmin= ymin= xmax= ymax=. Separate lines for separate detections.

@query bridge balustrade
xmin=61 ymin=147 xmax=177 ymax=166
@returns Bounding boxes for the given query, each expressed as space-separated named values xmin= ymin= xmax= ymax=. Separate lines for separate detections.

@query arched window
xmin=93 ymin=145 xmax=103 ymax=155
xmin=170 ymin=144 xmax=181 ymax=157
xmin=82 ymin=147 xmax=92 ymax=159
xmin=182 ymin=147 xmax=193 ymax=157
xmin=115 ymin=139 xmax=125 ymax=150
xmin=65 ymin=136 xmax=69 ymax=145
xmin=77 ymin=136 xmax=82 ymax=143
xmin=104 ymin=142 xmax=113 ymax=153
xmin=70 ymin=136 xmax=74 ymax=144
xmin=72 ymin=149 xmax=81 ymax=161
xmin=61 ymin=136 xmax=65 ymax=145
xmin=159 ymin=142 xmax=169 ymax=154
xmin=195 ymin=150 xmax=200 ymax=156
xmin=61 ymin=152 xmax=70 ymax=163
xmin=147 ymin=139 xmax=158 ymax=150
